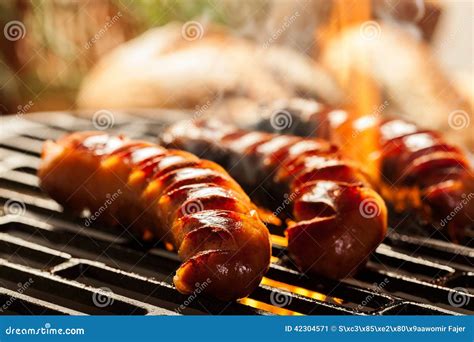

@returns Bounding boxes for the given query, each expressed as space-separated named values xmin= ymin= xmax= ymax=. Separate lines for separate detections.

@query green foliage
xmin=115 ymin=0 xmax=228 ymax=29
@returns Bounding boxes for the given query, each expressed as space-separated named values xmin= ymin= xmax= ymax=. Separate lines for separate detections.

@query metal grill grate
xmin=0 ymin=111 xmax=472 ymax=315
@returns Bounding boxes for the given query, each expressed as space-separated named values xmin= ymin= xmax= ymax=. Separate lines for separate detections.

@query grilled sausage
xmin=163 ymin=121 xmax=387 ymax=279
xmin=254 ymin=98 xmax=474 ymax=243
xmin=38 ymin=132 xmax=271 ymax=301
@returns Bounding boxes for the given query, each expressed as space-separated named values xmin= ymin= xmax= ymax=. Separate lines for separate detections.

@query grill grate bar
xmin=0 ymin=112 xmax=472 ymax=316
xmin=0 ymin=260 xmax=172 ymax=315
xmin=0 ymin=287 xmax=84 ymax=315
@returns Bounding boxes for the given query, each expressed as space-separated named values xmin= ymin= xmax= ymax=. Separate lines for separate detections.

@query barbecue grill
xmin=0 ymin=110 xmax=473 ymax=316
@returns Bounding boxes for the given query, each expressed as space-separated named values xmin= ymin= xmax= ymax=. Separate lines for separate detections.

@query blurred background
xmin=0 ymin=0 xmax=472 ymax=147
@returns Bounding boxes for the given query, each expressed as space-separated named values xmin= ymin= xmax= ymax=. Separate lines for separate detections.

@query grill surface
xmin=0 ymin=110 xmax=473 ymax=316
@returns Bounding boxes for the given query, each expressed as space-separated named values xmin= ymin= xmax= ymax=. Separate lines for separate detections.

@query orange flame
xmin=271 ymin=234 xmax=288 ymax=247
xmin=261 ymin=277 xmax=344 ymax=305
xmin=240 ymin=277 xmax=344 ymax=315
xmin=238 ymin=298 xmax=303 ymax=316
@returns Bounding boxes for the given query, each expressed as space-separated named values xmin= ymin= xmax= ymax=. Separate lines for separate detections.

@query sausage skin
xmin=38 ymin=132 xmax=271 ymax=301
xmin=163 ymin=121 xmax=388 ymax=279
xmin=255 ymin=98 xmax=474 ymax=243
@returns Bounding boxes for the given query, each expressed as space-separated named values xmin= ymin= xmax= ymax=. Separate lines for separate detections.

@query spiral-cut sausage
xmin=163 ymin=121 xmax=387 ymax=279
xmin=38 ymin=132 xmax=271 ymax=301
xmin=254 ymin=98 xmax=474 ymax=243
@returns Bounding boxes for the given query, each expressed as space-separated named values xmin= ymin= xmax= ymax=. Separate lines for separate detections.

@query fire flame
xmin=240 ymin=277 xmax=344 ymax=315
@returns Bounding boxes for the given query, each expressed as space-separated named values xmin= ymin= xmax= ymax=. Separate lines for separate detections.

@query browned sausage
xmin=163 ymin=120 xmax=388 ymax=279
xmin=38 ymin=131 xmax=271 ymax=301
xmin=255 ymin=99 xmax=474 ymax=243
